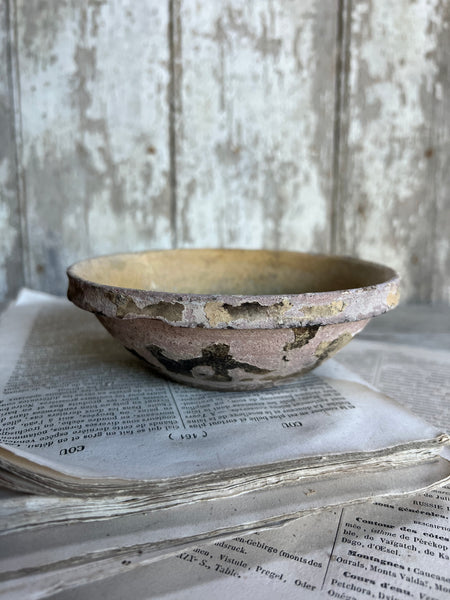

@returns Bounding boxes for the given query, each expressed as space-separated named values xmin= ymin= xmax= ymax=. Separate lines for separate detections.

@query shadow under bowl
xmin=67 ymin=249 xmax=400 ymax=391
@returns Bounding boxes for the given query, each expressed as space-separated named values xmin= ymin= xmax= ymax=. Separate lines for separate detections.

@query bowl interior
xmin=69 ymin=249 xmax=396 ymax=296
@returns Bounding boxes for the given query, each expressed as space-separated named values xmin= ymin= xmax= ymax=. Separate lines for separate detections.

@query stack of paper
xmin=0 ymin=291 xmax=449 ymax=599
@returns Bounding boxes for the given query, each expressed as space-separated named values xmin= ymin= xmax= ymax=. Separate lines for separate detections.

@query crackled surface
xmin=68 ymin=249 xmax=398 ymax=390
xmin=67 ymin=249 xmax=400 ymax=329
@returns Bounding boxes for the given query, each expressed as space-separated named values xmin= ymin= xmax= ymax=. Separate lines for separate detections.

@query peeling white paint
xmin=176 ymin=0 xmax=336 ymax=252
xmin=343 ymin=0 xmax=445 ymax=301
xmin=0 ymin=0 xmax=22 ymax=303
xmin=15 ymin=0 xmax=172 ymax=294
xmin=0 ymin=200 xmax=16 ymax=264
xmin=1 ymin=0 xmax=450 ymax=304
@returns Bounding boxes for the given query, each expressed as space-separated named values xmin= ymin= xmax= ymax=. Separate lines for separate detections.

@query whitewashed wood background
xmin=1 ymin=0 xmax=449 ymax=305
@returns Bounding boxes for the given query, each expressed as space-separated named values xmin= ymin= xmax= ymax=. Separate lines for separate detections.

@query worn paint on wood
xmin=173 ymin=0 xmax=338 ymax=252
xmin=337 ymin=0 xmax=450 ymax=303
xmin=13 ymin=0 xmax=172 ymax=295
xmin=0 ymin=1 xmax=23 ymax=304
xmin=1 ymin=0 xmax=450 ymax=305
xmin=430 ymin=2 xmax=450 ymax=305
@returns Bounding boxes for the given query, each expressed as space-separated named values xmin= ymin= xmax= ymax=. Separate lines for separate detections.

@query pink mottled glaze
xmin=67 ymin=249 xmax=399 ymax=391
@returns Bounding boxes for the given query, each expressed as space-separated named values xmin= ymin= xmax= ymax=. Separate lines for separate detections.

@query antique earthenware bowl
xmin=67 ymin=249 xmax=400 ymax=391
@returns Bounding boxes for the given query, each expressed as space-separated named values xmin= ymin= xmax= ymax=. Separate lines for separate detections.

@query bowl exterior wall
xmin=96 ymin=316 xmax=369 ymax=391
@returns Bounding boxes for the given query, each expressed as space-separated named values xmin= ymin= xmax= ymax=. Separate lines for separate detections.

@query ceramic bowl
xmin=67 ymin=249 xmax=400 ymax=391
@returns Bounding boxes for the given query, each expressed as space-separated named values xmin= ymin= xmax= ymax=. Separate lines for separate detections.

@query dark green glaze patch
xmin=283 ymin=325 xmax=320 ymax=352
xmin=106 ymin=291 xmax=184 ymax=321
xmin=146 ymin=343 xmax=271 ymax=382
xmin=281 ymin=325 xmax=320 ymax=362
xmin=314 ymin=333 xmax=353 ymax=366
xmin=222 ymin=301 xmax=284 ymax=321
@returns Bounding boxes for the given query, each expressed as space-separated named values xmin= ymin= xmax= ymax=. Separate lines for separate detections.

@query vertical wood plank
xmin=15 ymin=0 xmax=172 ymax=295
xmin=431 ymin=4 xmax=450 ymax=304
xmin=0 ymin=0 xmax=23 ymax=304
xmin=174 ymin=1 xmax=338 ymax=252
xmin=337 ymin=0 xmax=450 ymax=303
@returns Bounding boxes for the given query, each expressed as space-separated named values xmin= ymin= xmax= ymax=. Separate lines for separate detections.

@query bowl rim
xmin=67 ymin=248 xmax=400 ymax=329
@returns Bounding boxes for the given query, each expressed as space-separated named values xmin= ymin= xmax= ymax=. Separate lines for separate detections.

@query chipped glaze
xmin=67 ymin=248 xmax=399 ymax=390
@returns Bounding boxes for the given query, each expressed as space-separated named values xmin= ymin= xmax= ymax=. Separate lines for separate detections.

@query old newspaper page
xmin=1 ymin=293 xmax=450 ymax=599
xmin=0 ymin=291 xmax=446 ymax=496
xmin=43 ymin=322 xmax=450 ymax=600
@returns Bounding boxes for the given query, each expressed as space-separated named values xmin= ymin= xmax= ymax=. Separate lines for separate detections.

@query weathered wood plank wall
xmin=0 ymin=0 xmax=23 ymax=299
xmin=173 ymin=1 xmax=337 ymax=250
xmin=10 ymin=0 xmax=172 ymax=295
xmin=336 ymin=0 xmax=450 ymax=303
xmin=1 ymin=0 xmax=449 ymax=305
